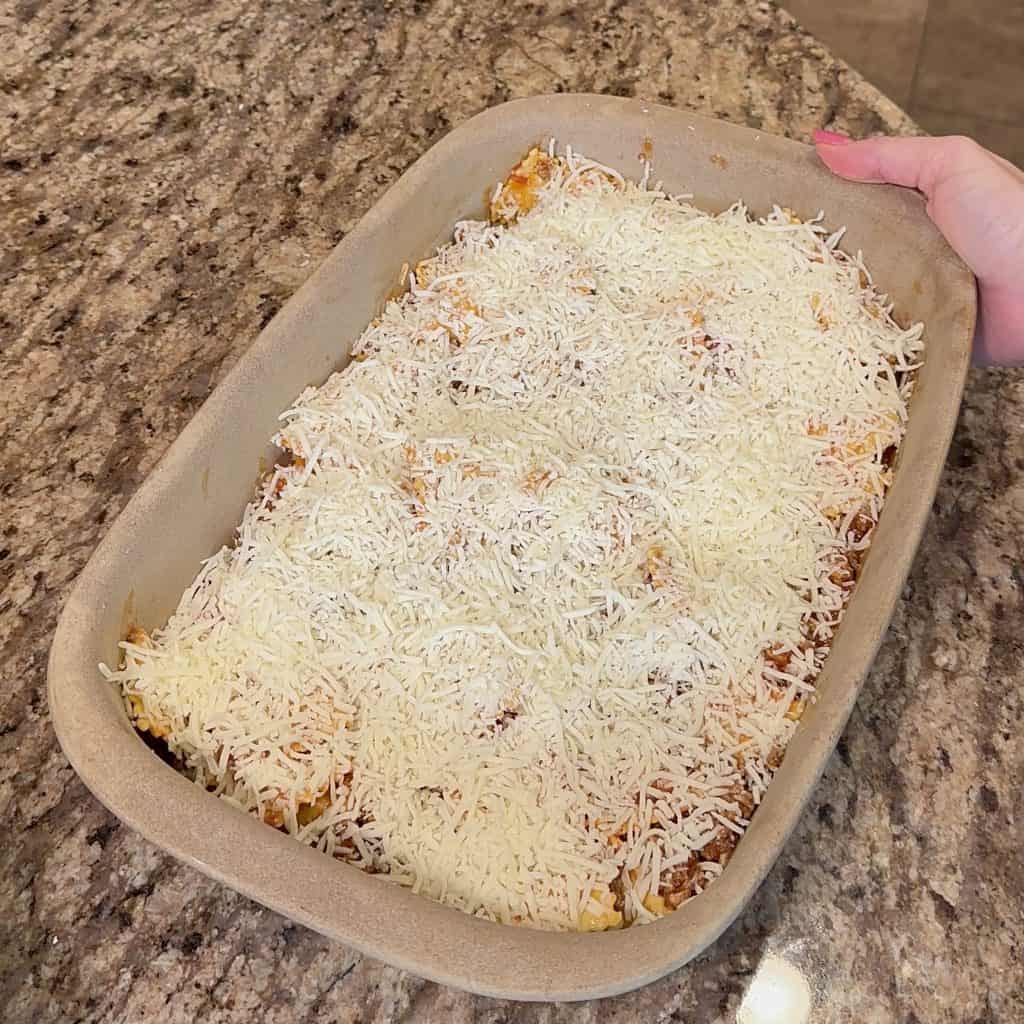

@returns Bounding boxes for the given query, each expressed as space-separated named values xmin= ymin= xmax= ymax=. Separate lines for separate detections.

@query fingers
xmin=812 ymin=134 xmax=986 ymax=199
xmin=974 ymin=281 xmax=1024 ymax=367
xmin=991 ymin=150 xmax=1024 ymax=184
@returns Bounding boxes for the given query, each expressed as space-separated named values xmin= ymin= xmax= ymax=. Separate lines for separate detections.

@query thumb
xmin=812 ymin=132 xmax=975 ymax=200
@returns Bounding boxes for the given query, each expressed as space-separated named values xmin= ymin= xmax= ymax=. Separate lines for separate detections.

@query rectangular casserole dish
xmin=48 ymin=94 xmax=975 ymax=1001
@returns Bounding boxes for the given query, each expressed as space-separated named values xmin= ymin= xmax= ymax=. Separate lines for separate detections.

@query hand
xmin=813 ymin=131 xmax=1024 ymax=367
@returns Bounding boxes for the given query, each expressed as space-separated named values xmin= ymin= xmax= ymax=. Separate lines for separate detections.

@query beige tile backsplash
xmin=783 ymin=0 xmax=1023 ymax=163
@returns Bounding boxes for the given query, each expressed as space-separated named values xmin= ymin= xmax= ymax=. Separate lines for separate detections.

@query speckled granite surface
xmin=2 ymin=0 xmax=1022 ymax=1020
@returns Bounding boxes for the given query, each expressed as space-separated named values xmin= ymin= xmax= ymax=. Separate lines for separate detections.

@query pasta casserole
xmin=103 ymin=144 xmax=922 ymax=931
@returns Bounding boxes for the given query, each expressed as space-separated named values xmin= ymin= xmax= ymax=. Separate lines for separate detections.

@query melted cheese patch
xmin=102 ymin=147 xmax=923 ymax=931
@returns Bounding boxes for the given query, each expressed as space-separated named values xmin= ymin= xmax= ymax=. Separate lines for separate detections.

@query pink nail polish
xmin=813 ymin=129 xmax=852 ymax=146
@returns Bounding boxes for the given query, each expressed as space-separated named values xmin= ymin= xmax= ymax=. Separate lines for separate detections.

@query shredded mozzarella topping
xmin=103 ymin=147 xmax=923 ymax=931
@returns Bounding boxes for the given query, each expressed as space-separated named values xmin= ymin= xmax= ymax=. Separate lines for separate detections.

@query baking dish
xmin=48 ymin=94 xmax=974 ymax=1000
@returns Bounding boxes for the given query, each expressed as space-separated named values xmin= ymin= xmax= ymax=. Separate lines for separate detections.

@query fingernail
xmin=813 ymin=129 xmax=852 ymax=146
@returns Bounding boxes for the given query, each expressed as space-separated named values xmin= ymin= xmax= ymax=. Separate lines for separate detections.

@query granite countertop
xmin=2 ymin=0 xmax=1022 ymax=1020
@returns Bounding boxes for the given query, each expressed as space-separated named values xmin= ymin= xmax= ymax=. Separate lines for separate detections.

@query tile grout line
xmin=909 ymin=100 xmax=1024 ymax=128
xmin=905 ymin=0 xmax=933 ymax=131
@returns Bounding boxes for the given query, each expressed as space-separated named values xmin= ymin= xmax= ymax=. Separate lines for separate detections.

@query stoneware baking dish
xmin=49 ymin=94 xmax=975 ymax=1001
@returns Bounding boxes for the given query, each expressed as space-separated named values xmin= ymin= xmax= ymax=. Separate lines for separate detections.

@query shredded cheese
xmin=102 ymin=146 xmax=923 ymax=931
